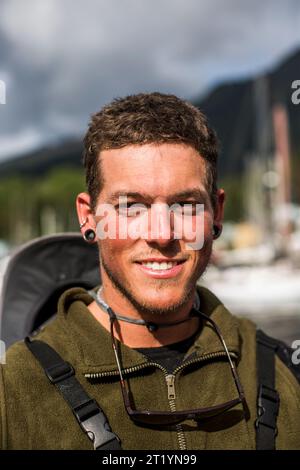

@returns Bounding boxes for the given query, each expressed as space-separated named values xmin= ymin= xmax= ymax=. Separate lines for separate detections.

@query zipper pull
xmin=166 ymin=374 xmax=176 ymax=400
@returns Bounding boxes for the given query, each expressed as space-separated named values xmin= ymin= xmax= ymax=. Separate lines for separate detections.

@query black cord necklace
xmin=88 ymin=287 xmax=201 ymax=332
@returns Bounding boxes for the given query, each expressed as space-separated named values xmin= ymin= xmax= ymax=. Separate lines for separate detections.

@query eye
xmin=115 ymin=202 xmax=148 ymax=217
xmin=171 ymin=202 xmax=203 ymax=216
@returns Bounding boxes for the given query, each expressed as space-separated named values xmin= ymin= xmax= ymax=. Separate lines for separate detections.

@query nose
xmin=145 ymin=203 xmax=174 ymax=246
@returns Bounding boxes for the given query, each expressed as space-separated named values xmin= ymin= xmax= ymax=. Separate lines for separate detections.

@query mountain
xmin=0 ymin=48 xmax=299 ymax=188
xmin=0 ymin=138 xmax=83 ymax=177
xmin=196 ymin=48 xmax=300 ymax=180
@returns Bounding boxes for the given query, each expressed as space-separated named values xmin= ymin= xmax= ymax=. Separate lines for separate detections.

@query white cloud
xmin=0 ymin=0 xmax=62 ymax=65
xmin=0 ymin=0 xmax=299 ymax=160
xmin=0 ymin=128 xmax=44 ymax=161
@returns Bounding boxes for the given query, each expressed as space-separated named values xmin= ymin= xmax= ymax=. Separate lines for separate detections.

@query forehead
xmin=99 ymin=143 xmax=208 ymax=199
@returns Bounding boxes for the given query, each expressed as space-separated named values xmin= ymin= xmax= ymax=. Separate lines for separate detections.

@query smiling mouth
xmin=136 ymin=260 xmax=186 ymax=278
xmin=135 ymin=259 xmax=186 ymax=272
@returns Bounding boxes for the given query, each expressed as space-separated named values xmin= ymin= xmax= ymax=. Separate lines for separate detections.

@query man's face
xmin=95 ymin=143 xmax=220 ymax=315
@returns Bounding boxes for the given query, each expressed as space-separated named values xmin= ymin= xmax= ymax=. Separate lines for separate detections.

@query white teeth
xmin=141 ymin=261 xmax=178 ymax=270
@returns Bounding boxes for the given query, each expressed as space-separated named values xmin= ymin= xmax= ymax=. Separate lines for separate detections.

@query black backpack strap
xmin=255 ymin=330 xmax=280 ymax=450
xmin=25 ymin=337 xmax=121 ymax=450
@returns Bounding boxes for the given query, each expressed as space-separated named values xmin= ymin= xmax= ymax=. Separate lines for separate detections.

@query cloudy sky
xmin=0 ymin=0 xmax=299 ymax=161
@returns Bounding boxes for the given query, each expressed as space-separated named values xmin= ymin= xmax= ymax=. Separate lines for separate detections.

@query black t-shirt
xmin=135 ymin=332 xmax=198 ymax=374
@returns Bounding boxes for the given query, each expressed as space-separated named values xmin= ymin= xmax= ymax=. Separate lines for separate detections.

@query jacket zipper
xmin=163 ymin=351 xmax=238 ymax=450
xmin=84 ymin=351 xmax=237 ymax=379
xmin=165 ymin=374 xmax=187 ymax=450
xmin=84 ymin=351 xmax=237 ymax=450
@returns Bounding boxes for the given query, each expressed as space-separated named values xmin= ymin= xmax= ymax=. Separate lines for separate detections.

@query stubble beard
xmin=99 ymin=242 xmax=213 ymax=317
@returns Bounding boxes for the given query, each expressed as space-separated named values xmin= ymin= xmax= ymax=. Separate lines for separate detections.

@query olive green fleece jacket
xmin=0 ymin=286 xmax=300 ymax=450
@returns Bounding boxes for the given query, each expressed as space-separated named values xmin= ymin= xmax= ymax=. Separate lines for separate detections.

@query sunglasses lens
xmin=131 ymin=413 xmax=184 ymax=426
xmin=128 ymin=398 xmax=243 ymax=426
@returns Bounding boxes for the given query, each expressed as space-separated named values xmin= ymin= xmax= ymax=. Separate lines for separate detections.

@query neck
xmin=87 ymin=284 xmax=200 ymax=348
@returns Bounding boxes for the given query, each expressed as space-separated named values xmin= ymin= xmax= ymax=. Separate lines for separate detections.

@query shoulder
xmin=236 ymin=321 xmax=300 ymax=448
xmin=2 ymin=308 xmax=75 ymax=388
xmin=0 ymin=363 xmax=6 ymax=449
xmin=251 ymin=328 xmax=300 ymax=448
xmin=0 ymin=337 xmax=51 ymax=414
xmin=275 ymin=351 xmax=300 ymax=448
xmin=0 ymin=340 xmax=38 ymax=449
xmin=0 ymin=319 xmax=77 ymax=449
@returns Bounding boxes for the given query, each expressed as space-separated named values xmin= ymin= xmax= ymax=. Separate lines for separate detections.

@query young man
xmin=1 ymin=93 xmax=299 ymax=450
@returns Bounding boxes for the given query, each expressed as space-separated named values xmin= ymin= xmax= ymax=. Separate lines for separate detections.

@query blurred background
xmin=0 ymin=0 xmax=299 ymax=344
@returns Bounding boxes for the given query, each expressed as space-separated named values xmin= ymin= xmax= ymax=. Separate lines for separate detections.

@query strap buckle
xmin=74 ymin=399 xmax=120 ymax=450
xmin=255 ymin=384 xmax=280 ymax=433
xmin=45 ymin=361 xmax=75 ymax=384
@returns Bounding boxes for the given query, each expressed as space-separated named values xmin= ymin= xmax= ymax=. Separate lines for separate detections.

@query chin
xmin=137 ymin=287 xmax=188 ymax=309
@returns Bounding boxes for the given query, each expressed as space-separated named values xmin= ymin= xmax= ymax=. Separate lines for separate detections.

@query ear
xmin=76 ymin=192 xmax=97 ymax=232
xmin=213 ymin=188 xmax=225 ymax=226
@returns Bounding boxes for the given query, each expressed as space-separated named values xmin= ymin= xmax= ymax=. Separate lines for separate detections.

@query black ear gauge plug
xmin=212 ymin=225 xmax=222 ymax=239
xmin=83 ymin=229 xmax=96 ymax=242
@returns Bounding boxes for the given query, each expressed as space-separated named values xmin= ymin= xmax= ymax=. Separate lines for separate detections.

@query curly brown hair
xmin=83 ymin=92 xmax=219 ymax=212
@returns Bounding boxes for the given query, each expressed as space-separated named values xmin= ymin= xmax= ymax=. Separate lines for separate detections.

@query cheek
xmin=203 ymin=212 xmax=214 ymax=236
xmin=99 ymin=236 xmax=133 ymax=264
xmin=180 ymin=211 xmax=212 ymax=250
xmin=96 ymin=211 xmax=134 ymax=252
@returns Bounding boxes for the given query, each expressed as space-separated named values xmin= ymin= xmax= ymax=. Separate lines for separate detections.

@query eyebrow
xmin=170 ymin=189 xmax=208 ymax=201
xmin=107 ymin=188 xmax=208 ymax=203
